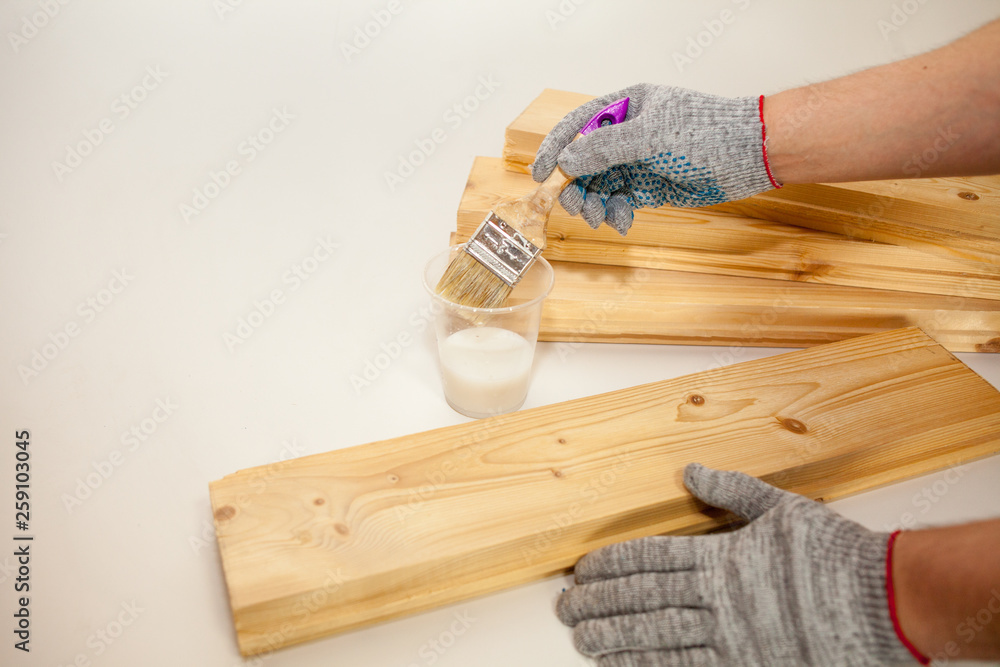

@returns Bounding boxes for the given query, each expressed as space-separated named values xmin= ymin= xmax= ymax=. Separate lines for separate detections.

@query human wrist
xmin=760 ymin=89 xmax=806 ymax=186
xmin=892 ymin=522 xmax=1000 ymax=663
xmin=761 ymin=83 xmax=857 ymax=185
xmin=887 ymin=531 xmax=932 ymax=664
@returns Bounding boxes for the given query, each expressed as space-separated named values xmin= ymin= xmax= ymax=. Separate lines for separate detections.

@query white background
xmin=2 ymin=1 xmax=999 ymax=666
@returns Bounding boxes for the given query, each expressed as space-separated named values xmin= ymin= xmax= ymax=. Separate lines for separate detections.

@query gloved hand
xmin=556 ymin=463 xmax=918 ymax=666
xmin=531 ymin=83 xmax=781 ymax=235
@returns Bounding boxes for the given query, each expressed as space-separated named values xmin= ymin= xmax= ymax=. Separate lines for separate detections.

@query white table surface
xmin=2 ymin=1 xmax=999 ymax=665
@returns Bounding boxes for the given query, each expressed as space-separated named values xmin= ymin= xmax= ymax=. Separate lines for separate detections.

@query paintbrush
xmin=436 ymin=97 xmax=630 ymax=308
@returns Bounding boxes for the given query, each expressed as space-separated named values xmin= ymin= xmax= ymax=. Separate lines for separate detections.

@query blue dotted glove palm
xmin=531 ymin=83 xmax=780 ymax=235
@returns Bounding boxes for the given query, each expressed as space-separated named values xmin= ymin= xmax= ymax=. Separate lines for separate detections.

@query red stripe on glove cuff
xmin=758 ymin=95 xmax=782 ymax=190
xmin=886 ymin=530 xmax=931 ymax=665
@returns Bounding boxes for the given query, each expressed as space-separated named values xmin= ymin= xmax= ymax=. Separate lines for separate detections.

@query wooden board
xmin=458 ymin=156 xmax=1000 ymax=301
xmin=537 ymin=260 xmax=1000 ymax=353
xmin=715 ymin=179 xmax=1000 ymax=265
xmin=502 ymin=89 xmax=1000 ymax=265
xmin=210 ymin=328 xmax=1000 ymax=655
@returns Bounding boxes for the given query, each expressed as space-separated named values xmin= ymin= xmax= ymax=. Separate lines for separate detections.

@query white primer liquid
xmin=438 ymin=327 xmax=534 ymax=418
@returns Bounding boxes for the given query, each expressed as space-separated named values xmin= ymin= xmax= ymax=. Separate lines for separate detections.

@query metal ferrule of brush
xmin=464 ymin=212 xmax=543 ymax=288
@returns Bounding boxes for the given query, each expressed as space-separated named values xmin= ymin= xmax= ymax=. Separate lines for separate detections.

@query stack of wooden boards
xmin=211 ymin=328 xmax=1000 ymax=654
xmin=455 ymin=89 xmax=1000 ymax=352
xmin=208 ymin=93 xmax=1000 ymax=656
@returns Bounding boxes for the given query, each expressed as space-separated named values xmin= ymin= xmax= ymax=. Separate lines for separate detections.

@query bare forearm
xmin=764 ymin=18 xmax=1000 ymax=184
xmin=893 ymin=518 xmax=1000 ymax=662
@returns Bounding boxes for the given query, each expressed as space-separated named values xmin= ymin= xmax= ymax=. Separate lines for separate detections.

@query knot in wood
xmin=688 ymin=394 xmax=705 ymax=406
xmin=975 ymin=337 xmax=1000 ymax=353
xmin=214 ymin=505 xmax=236 ymax=522
xmin=778 ymin=417 xmax=807 ymax=434
xmin=957 ymin=191 xmax=980 ymax=201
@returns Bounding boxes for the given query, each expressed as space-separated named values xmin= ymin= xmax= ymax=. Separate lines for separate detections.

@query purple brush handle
xmin=578 ymin=97 xmax=630 ymax=135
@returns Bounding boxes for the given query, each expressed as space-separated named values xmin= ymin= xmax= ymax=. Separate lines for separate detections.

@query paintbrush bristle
xmin=435 ymin=251 xmax=513 ymax=309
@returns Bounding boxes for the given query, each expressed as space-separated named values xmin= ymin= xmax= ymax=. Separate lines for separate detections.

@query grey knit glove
xmin=556 ymin=463 xmax=915 ymax=666
xmin=531 ymin=83 xmax=780 ymax=235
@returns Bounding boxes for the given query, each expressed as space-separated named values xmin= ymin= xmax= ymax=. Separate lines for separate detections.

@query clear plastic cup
xmin=423 ymin=245 xmax=554 ymax=419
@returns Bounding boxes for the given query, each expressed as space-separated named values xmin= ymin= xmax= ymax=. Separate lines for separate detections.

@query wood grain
xmin=537 ymin=260 xmax=1000 ymax=353
xmin=459 ymin=157 xmax=1000 ymax=300
xmin=716 ymin=179 xmax=1000 ymax=265
xmin=210 ymin=328 xmax=1000 ymax=655
xmin=502 ymin=89 xmax=1000 ymax=265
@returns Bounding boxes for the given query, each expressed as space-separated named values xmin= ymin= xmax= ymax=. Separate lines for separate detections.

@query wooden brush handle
xmin=493 ymin=158 xmax=575 ymax=251
xmin=536 ymin=163 xmax=575 ymax=204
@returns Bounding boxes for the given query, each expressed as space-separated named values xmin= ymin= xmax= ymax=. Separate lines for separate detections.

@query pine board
xmin=210 ymin=328 xmax=1000 ymax=655
xmin=715 ymin=179 xmax=1000 ymax=265
xmin=458 ymin=156 xmax=1000 ymax=301
xmin=502 ymin=89 xmax=1000 ymax=265
xmin=536 ymin=260 xmax=1000 ymax=353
